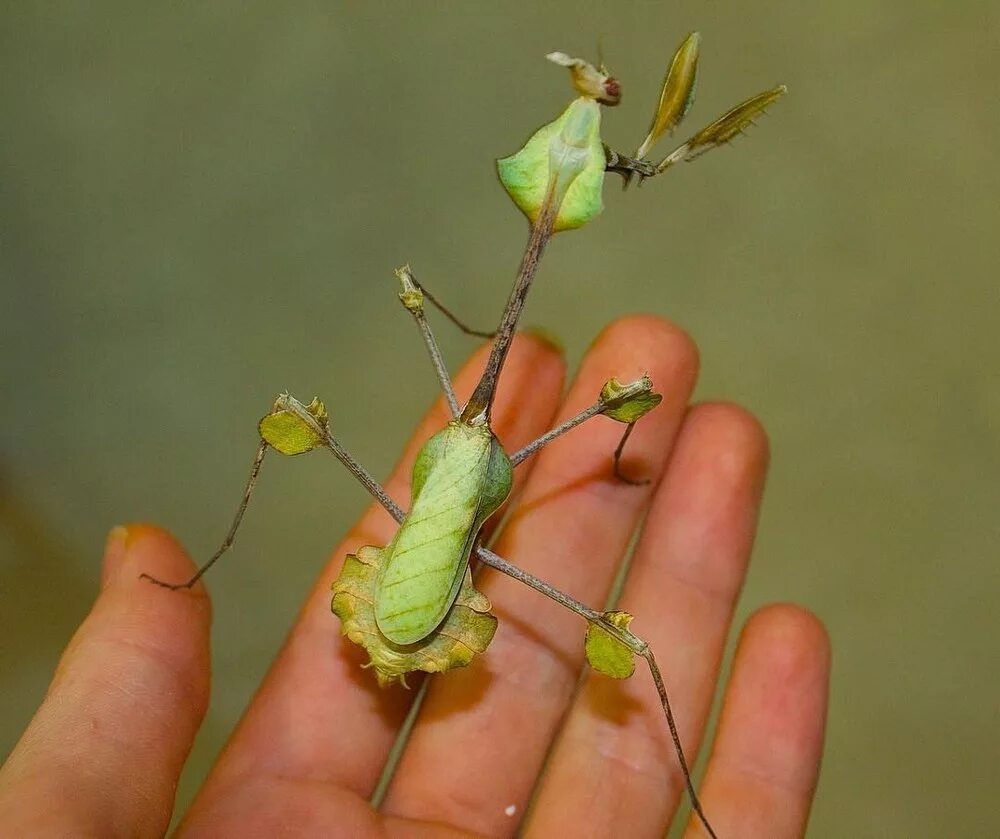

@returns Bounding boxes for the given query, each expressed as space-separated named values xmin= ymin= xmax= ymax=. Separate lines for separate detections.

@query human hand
xmin=0 ymin=317 xmax=829 ymax=837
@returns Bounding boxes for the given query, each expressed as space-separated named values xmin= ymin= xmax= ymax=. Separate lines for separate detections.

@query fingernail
xmin=101 ymin=525 xmax=129 ymax=589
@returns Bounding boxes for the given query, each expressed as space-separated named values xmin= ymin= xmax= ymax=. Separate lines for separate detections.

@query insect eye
xmin=600 ymin=76 xmax=621 ymax=106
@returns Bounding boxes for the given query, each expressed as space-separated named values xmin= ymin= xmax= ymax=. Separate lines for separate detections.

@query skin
xmin=0 ymin=316 xmax=830 ymax=838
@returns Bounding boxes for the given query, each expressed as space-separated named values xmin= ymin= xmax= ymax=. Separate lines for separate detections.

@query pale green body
xmin=374 ymin=421 xmax=512 ymax=645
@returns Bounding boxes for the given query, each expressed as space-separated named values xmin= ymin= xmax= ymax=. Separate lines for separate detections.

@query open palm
xmin=0 ymin=317 xmax=829 ymax=837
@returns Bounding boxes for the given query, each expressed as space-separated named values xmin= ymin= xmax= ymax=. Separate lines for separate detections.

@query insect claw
xmin=613 ymin=461 xmax=651 ymax=486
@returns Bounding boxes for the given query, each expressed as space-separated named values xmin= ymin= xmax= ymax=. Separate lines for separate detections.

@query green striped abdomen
xmin=374 ymin=421 xmax=511 ymax=645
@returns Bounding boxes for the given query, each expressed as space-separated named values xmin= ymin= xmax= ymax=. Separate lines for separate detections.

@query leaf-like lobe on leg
xmin=599 ymin=375 xmax=663 ymax=423
xmin=258 ymin=395 xmax=329 ymax=455
xmin=585 ymin=610 xmax=638 ymax=679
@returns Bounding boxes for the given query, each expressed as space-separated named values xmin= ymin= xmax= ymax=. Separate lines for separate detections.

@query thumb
xmin=0 ymin=524 xmax=211 ymax=837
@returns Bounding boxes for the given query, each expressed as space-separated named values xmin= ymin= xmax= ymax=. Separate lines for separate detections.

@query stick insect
xmin=142 ymin=32 xmax=785 ymax=838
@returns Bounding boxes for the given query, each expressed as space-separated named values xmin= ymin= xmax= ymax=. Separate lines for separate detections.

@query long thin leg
xmin=511 ymin=402 xmax=653 ymax=486
xmin=508 ymin=401 xmax=604 ymax=466
xmin=408 ymin=274 xmax=496 ymax=339
xmin=140 ymin=441 xmax=269 ymax=590
xmin=141 ymin=397 xmax=408 ymax=591
xmin=474 ymin=545 xmax=717 ymax=839
xmin=613 ymin=421 xmax=649 ymax=485
xmin=279 ymin=396 xmax=406 ymax=522
xmin=396 ymin=266 xmax=460 ymax=417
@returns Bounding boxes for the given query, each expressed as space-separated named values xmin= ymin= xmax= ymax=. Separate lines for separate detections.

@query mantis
xmin=142 ymin=32 xmax=786 ymax=838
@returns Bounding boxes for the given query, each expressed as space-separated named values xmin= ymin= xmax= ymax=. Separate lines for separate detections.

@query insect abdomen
xmin=374 ymin=422 xmax=511 ymax=645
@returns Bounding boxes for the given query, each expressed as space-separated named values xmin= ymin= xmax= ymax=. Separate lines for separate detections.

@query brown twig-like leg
xmin=396 ymin=266 xmax=461 ymax=417
xmin=140 ymin=441 xmax=269 ymax=590
xmin=613 ymin=421 xmax=649 ymax=485
xmin=508 ymin=402 xmax=605 ymax=467
xmin=474 ymin=546 xmax=717 ymax=839
xmin=140 ymin=397 xmax=408 ymax=591
xmin=408 ymin=275 xmax=496 ymax=339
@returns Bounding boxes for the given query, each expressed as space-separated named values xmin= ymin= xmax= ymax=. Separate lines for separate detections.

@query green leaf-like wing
xmin=585 ymin=610 xmax=636 ymax=679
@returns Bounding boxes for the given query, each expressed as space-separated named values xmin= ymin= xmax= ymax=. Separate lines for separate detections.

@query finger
xmin=0 ymin=525 xmax=211 ymax=837
xmin=524 ymin=402 xmax=769 ymax=837
xmin=186 ymin=333 xmax=566 ymax=820
xmin=683 ymin=604 xmax=830 ymax=839
xmin=383 ymin=315 xmax=699 ymax=835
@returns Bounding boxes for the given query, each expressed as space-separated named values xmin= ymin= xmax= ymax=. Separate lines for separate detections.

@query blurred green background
xmin=2 ymin=2 xmax=997 ymax=835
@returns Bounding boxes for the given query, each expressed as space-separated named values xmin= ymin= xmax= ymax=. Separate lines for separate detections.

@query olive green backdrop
xmin=2 ymin=2 xmax=997 ymax=836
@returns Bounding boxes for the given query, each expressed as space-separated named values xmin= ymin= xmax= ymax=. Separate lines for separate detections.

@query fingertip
xmin=669 ymin=402 xmax=771 ymax=523
xmin=687 ymin=401 xmax=771 ymax=474
xmin=731 ymin=603 xmax=831 ymax=746
xmin=740 ymin=603 xmax=831 ymax=678
xmin=511 ymin=326 xmax=567 ymax=374
xmin=115 ymin=523 xmax=211 ymax=606
xmin=522 ymin=324 xmax=566 ymax=357
xmin=713 ymin=603 xmax=831 ymax=798
xmin=589 ymin=315 xmax=701 ymax=387
xmin=122 ymin=521 xmax=189 ymax=559
xmin=82 ymin=523 xmax=212 ymax=700
xmin=636 ymin=401 xmax=770 ymax=606
xmin=85 ymin=522 xmax=212 ymax=680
